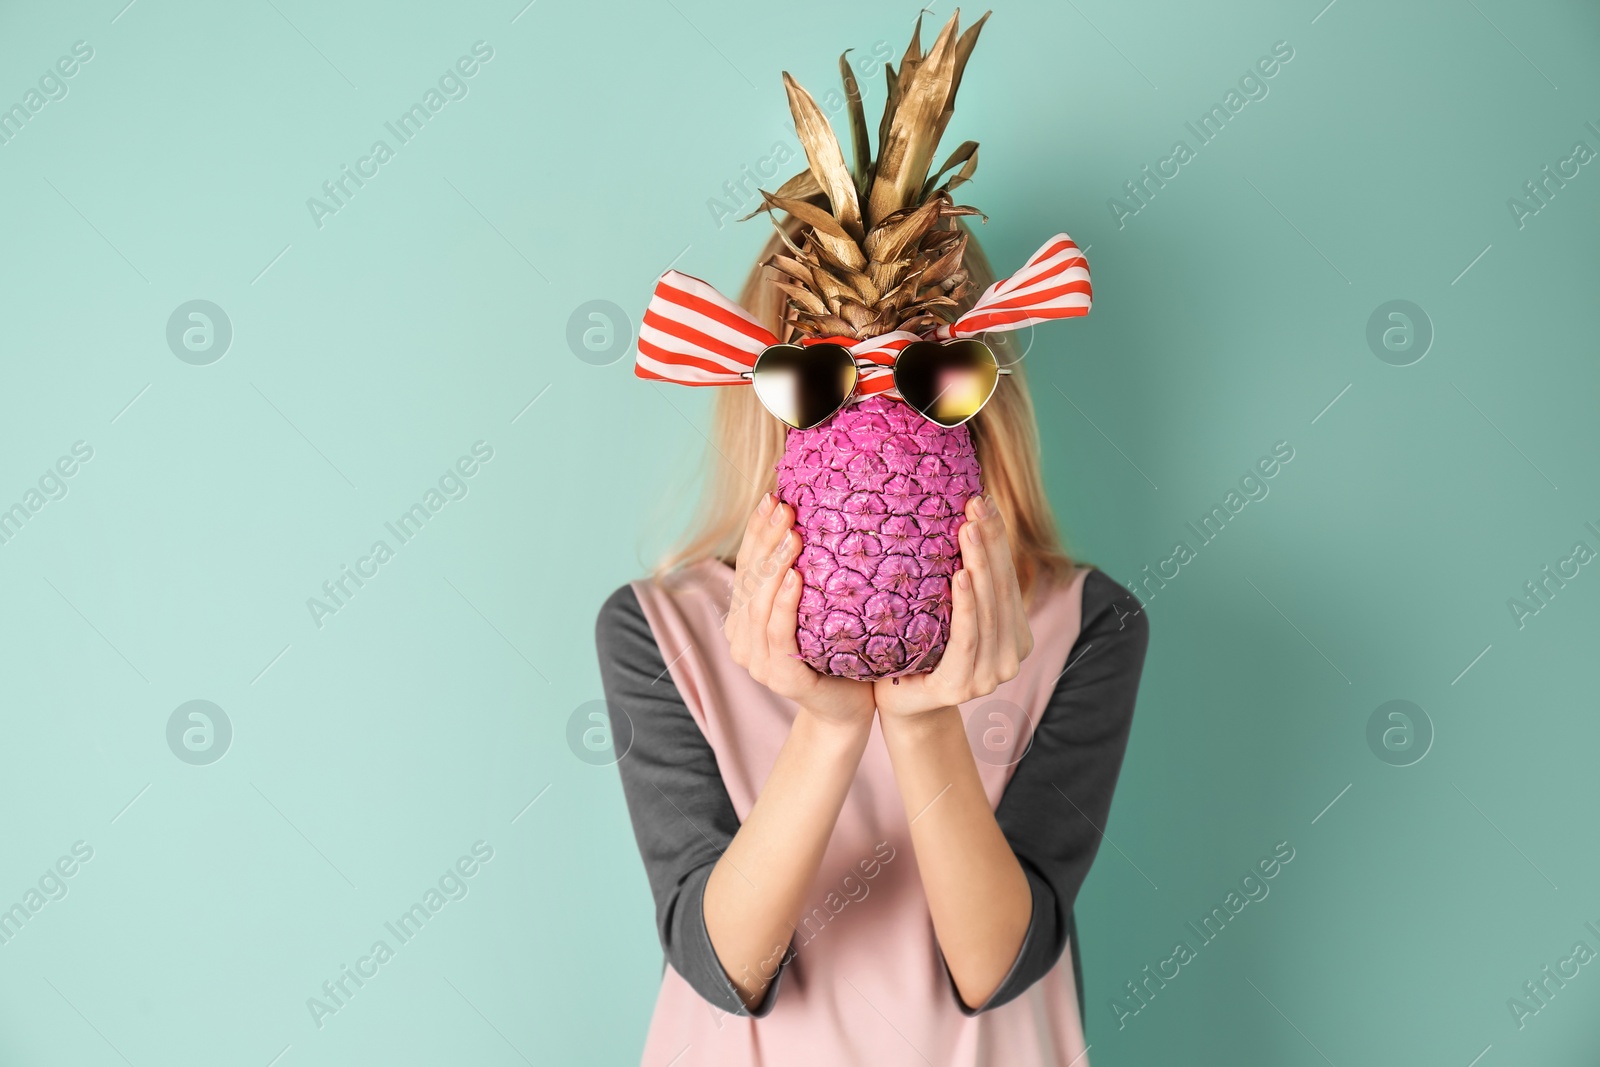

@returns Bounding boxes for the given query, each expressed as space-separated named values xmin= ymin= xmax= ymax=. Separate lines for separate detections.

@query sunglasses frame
xmin=740 ymin=340 xmax=1014 ymax=431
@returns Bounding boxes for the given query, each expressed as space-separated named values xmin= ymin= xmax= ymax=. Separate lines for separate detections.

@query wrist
xmin=793 ymin=703 xmax=874 ymax=748
xmin=878 ymin=704 xmax=963 ymax=746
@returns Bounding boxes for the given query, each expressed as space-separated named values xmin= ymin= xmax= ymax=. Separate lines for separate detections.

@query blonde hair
xmin=657 ymin=217 xmax=1074 ymax=601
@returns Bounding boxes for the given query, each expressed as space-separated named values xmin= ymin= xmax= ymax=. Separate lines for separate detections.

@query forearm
xmin=703 ymin=707 xmax=871 ymax=1010
xmin=880 ymin=706 xmax=1032 ymax=1008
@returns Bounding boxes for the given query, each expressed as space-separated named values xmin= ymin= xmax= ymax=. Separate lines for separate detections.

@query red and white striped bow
xmin=635 ymin=233 xmax=1091 ymax=399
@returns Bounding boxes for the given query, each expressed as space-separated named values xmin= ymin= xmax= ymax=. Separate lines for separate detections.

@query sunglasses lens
xmin=893 ymin=339 xmax=999 ymax=427
xmin=751 ymin=343 xmax=858 ymax=429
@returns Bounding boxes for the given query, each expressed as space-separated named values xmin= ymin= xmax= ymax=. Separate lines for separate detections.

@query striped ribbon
xmin=635 ymin=233 xmax=1090 ymax=399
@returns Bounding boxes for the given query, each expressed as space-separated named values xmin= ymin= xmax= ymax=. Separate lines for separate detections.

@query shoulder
xmin=1035 ymin=568 xmax=1150 ymax=733
xmin=1047 ymin=568 xmax=1150 ymax=698
xmin=594 ymin=582 xmax=657 ymax=660
xmin=1077 ymin=567 xmax=1149 ymax=643
xmin=596 ymin=581 xmax=644 ymax=628
xmin=596 ymin=563 xmax=732 ymax=680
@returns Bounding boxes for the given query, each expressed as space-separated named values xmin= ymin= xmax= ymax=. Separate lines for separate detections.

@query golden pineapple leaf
xmin=875 ymin=273 xmax=924 ymax=308
xmin=766 ymin=214 xmax=808 ymax=257
xmin=931 ymin=11 xmax=990 ymax=148
xmin=878 ymin=63 xmax=900 ymax=153
xmin=838 ymin=52 xmax=871 ymax=188
xmin=864 ymin=195 xmax=946 ymax=263
xmin=866 ymin=258 xmax=912 ymax=291
xmin=769 ymin=254 xmax=815 ymax=286
xmin=878 ymin=15 xmax=925 ymax=166
xmin=903 ymin=11 xmax=924 ymax=67
xmin=838 ymin=300 xmax=877 ymax=329
xmin=821 ymin=260 xmax=880 ymax=306
xmin=758 ymin=194 xmax=870 ymax=273
xmin=895 ymin=12 xmax=925 ymax=95
xmin=760 ymin=190 xmax=856 ymax=245
xmin=782 ymin=72 xmax=863 ymax=240
xmin=921 ymin=141 xmax=978 ymax=200
xmin=811 ymin=314 xmax=860 ymax=336
xmin=936 ymin=201 xmax=988 ymax=224
xmin=809 ymin=267 xmax=858 ymax=309
xmin=799 ymin=225 xmax=870 ymax=274
xmin=773 ymin=167 xmax=825 ymax=201
xmin=900 ymin=309 xmax=941 ymax=326
xmin=771 ymin=280 xmax=829 ymax=316
xmin=738 ymin=168 xmax=825 ymax=222
xmin=950 ymin=12 xmax=990 ymax=99
xmin=865 ymin=12 xmax=962 ymax=227
xmin=915 ymin=232 xmax=969 ymax=286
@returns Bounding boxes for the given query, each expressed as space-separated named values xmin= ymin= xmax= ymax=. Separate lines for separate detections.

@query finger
xmin=982 ymin=497 xmax=1033 ymax=662
xmin=744 ymin=490 xmax=777 ymax=543
xmin=753 ymin=490 xmax=793 ymax=553
xmin=961 ymin=499 xmax=1000 ymax=678
xmin=729 ymin=492 xmax=783 ymax=656
xmin=980 ymin=498 xmax=1023 ymax=675
xmin=766 ymin=567 xmax=805 ymax=660
xmin=748 ymin=505 xmax=799 ymax=616
xmin=747 ymin=518 xmax=801 ymax=660
xmin=934 ymin=566 xmax=978 ymax=701
xmin=747 ymin=497 xmax=793 ymax=609
xmin=730 ymin=493 xmax=777 ymax=611
xmin=735 ymin=492 xmax=778 ymax=574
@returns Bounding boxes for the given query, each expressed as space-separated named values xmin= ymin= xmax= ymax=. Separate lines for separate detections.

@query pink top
xmin=629 ymin=559 xmax=1094 ymax=1067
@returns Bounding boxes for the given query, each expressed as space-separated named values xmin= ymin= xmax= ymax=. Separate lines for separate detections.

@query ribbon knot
xmin=635 ymin=233 xmax=1090 ymax=399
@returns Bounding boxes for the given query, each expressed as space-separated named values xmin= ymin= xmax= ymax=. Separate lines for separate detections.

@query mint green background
xmin=0 ymin=0 xmax=1596 ymax=1064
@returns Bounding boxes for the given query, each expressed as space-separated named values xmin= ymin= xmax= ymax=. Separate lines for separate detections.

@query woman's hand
xmin=725 ymin=493 xmax=875 ymax=727
xmin=874 ymin=495 xmax=1034 ymax=721
xmin=706 ymin=493 xmax=879 ymax=1010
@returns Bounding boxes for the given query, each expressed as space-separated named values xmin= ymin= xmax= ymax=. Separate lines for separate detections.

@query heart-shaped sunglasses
xmin=741 ymin=338 xmax=1012 ymax=430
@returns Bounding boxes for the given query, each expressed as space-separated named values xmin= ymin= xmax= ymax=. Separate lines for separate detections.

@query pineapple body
xmin=776 ymin=395 xmax=981 ymax=680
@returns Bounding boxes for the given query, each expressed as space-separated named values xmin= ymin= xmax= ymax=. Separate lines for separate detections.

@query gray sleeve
xmin=949 ymin=568 xmax=1149 ymax=1017
xmin=594 ymin=584 xmax=791 ymax=1017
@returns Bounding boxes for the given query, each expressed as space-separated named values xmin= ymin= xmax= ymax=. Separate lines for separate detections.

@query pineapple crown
xmin=633 ymin=14 xmax=1092 ymax=397
xmin=751 ymin=10 xmax=992 ymax=342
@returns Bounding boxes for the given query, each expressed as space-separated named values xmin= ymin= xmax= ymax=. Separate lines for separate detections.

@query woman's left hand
xmin=873 ymin=495 xmax=1035 ymax=721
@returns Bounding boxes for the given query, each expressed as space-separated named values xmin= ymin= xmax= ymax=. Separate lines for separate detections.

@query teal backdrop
xmin=1 ymin=0 xmax=1597 ymax=1064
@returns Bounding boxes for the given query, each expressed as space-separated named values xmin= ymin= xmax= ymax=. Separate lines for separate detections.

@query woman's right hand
xmin=725 ymin=493 xmax=875 ymax=728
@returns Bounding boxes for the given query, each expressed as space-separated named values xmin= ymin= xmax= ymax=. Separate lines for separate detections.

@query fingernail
xmin=972 ymin=496 xmax=988 ymax=518
xmin=783 ymin=569 xmax=798 ymax=588
xmin=956 ymin=569 xmax=970 ymax=590
xmin=769 ymin=502 xmax=787 ymax=526
xmin=757 ymin=492 xmax=775 ymax=515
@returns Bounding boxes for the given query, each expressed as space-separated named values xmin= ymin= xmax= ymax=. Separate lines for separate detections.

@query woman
xmin=594 ymin=211 xmax=1150 ymax=1065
